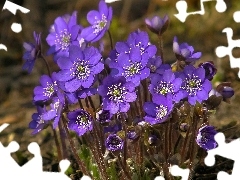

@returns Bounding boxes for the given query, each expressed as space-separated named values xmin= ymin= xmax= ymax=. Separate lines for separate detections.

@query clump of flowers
xmin=23 ymin=1 xmax=235 ymax=179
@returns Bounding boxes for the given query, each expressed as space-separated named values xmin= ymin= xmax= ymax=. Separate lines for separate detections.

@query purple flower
xmin=147 ymin=56 xmax=171 ymax=78
xmin=56 ymin=45 xmax=103 ymax=92
xmin=105 ymin=134 xmax=123 ymax=152
xmin=104 ymin=123 xmax=122 ymax=134
xmin=198 ymin=61 xmax=217 ymax=81
xmin=149 ymin=69 xmax=183 ymax=103
xmin=107 ymin=49 xmax=119 ymax=63
xmin=33 ymin=73 xmax=58 ymax=103
xmin=178 ymin=65 xmax=212 ymax=105
xmin=114 ymin=30 xmax=157 ymax=61
xmin=77 ymin=88 xmax=97 ymax=99
xmin=173 ymin=36 xmax=202 ymax=63
xmin=22 ymin=31 xmax=41 ymax=73
xmin=109 ymin=47 xmax=150 ymax=86
xmin=98 ymin=76 xmax=137 ymax=114
xmin=143 ymin=95 xmax=173 ymax=125
xmin=67 ymin=109 xmax=93 ymax=136
xmin=29 ymin=106 xmax=49 ymax=134
xmin=145 ymin=15 xmax=169 ymax=35
xmin=196 ymin=125 xmax=217 ymax=150
xmin=41 ymin=96 xmax=65 ymax=129
xmin=46 ymin=11 xmax=82 ymax=61
xmin=81 ymin=1 xmax=112 ymax=42
xmin=96 ymin=109 xmax=113 ymax=125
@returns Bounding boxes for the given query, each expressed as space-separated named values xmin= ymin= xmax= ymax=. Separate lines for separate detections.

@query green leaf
xmin=106 ymin=162 xmax=118 ymax=180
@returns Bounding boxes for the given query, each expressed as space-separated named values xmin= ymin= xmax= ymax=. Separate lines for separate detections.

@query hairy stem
xmin=107 ymin=30 xmax=113 ymax=50
xmin=59 ymin=119 xmax=68 ymax=159
xmin=51 ymin=126 xmax=62 ymax=161
xmin=158 ymin=35 xmax=164 ymax=63
xmin=40 ymin=53 xmax=51 ymax=76
xmin=117 ymin=155 xmax=132 ymax=180
xmin=62 ymin=116 xmax=91 ymax=177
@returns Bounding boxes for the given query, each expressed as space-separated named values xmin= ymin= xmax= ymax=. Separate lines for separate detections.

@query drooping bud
xmin=198 ymin=61 xmax=217 ymax=81
xmin=221 ymin=86 xmax=234 ymax=99
xmin=216 ymin=82 xmax=234 ymax=103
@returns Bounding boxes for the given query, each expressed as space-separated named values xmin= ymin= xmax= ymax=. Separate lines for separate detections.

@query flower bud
xmin=222 ymin=86 xmax=234 ymax=99
xmin=145 ymin=15 xmax=169 ymax=35
xmin=198 ymin=61 xmax=217 ymax=80
xmin=148 ymin=135 xmax=159 ymax=146
xmin=179 ymin=123 xmax=189 ymax=132
xmin=127 ymin=130 xmax=140 ymax=143
xmin=215 ymin=82 xmax=234 ymax=103
xmin=96 ymin=109 xmax=112 ymax=125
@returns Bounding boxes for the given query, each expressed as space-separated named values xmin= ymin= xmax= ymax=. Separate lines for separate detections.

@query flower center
xmin=107 ymin=83 xmax=126 ymax=103
xmin=155 ymin=105 xmax=168 ymax=120
xmin=43 ymin=82 xmax=57 ymax=98
xmin=110 ymin=137 xmax=121 ymax=146
xmin=71 ymin=59 xmax=90 ymax=80
xmin=182 ymin=74 xmax=202 ymax=96
xmin=154 ymin=81 xmax=174 ymax=95
xmin=107 ymin=135 xmax=123 ymax=151
xmin=55 ymin=29 xmax=71 ymax=50
xmin=93 ymin=14 xmax=107 ymax=34
xmin=123 ymin=62 xmax=142 ymax=77
xmin=75 ymin=113 xmax=91 ymax=129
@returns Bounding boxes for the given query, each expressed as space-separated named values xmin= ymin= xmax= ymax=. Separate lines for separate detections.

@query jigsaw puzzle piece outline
xmin=205 ymin=132 xmax=240 ymax=179
xmin=174 ymin=0 xmax=227 ymax=22
xmin=0 ymin=0 xmax=30 ymax=50
xmin=215 ymin=27 xmax=240 ymax=78
xmin=154 ymin=165 xmax=190 ymax=180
